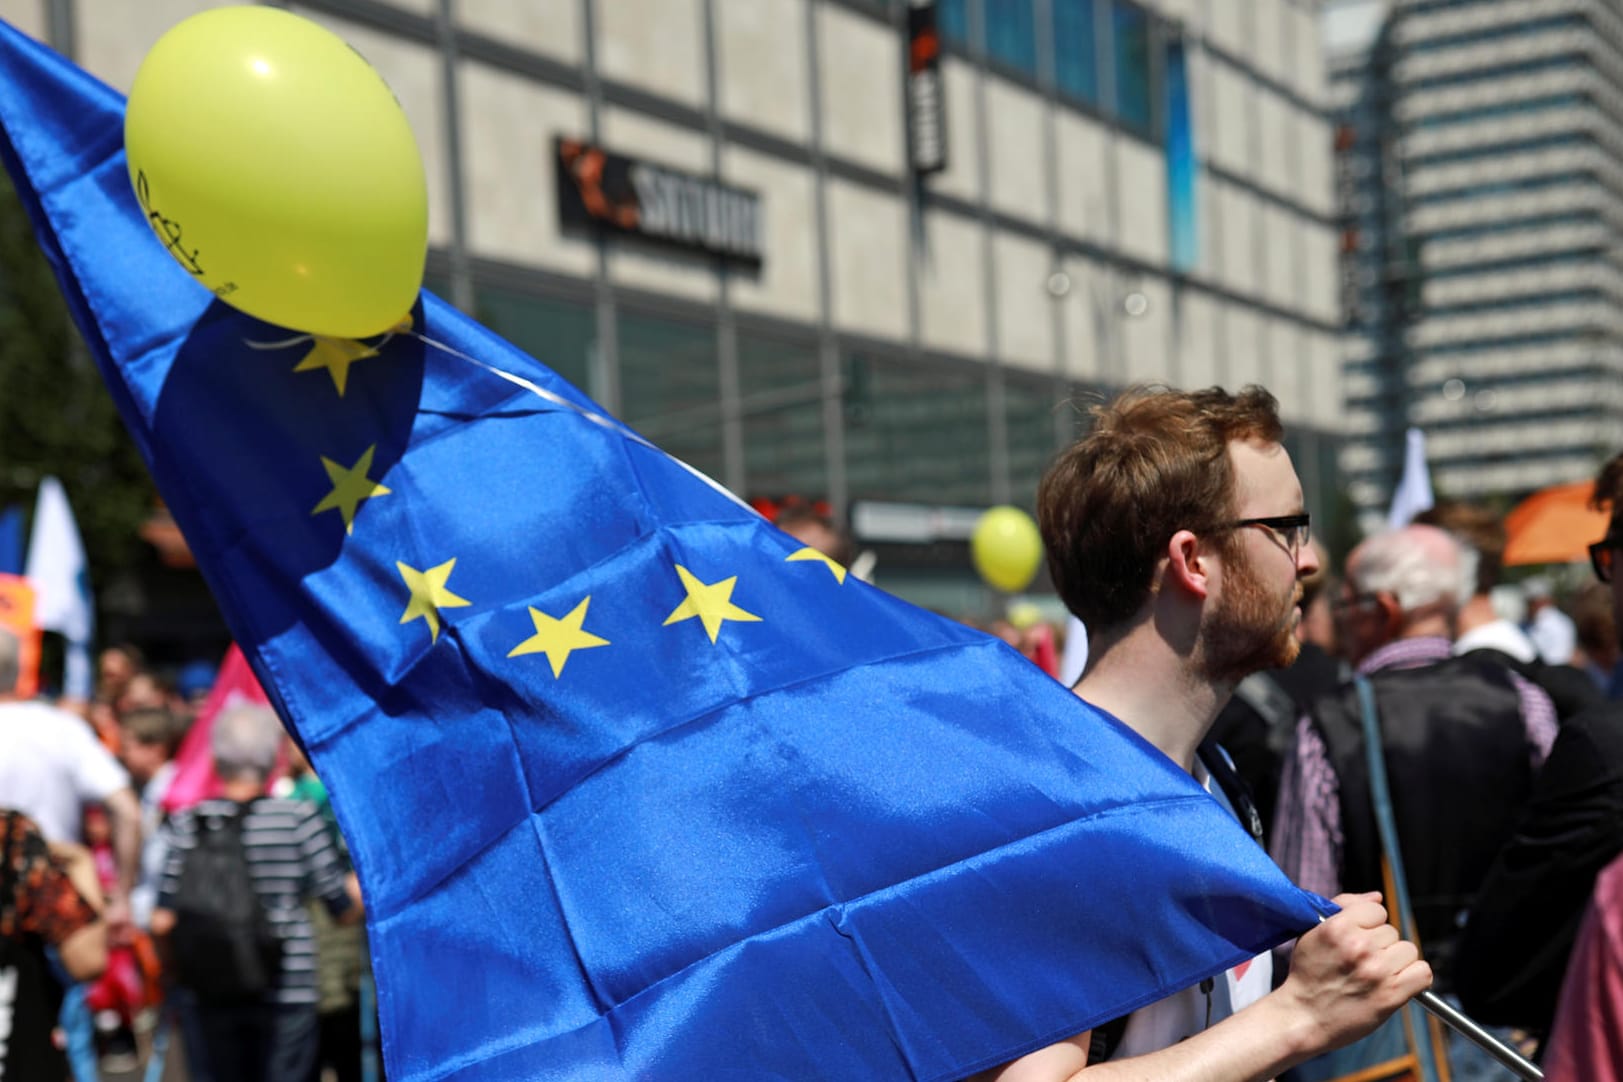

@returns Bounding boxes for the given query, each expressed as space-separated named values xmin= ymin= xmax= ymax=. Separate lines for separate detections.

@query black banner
xmin=907 ymin=0 xmax=948 ymax=176
xmin=555 ymin=138 xmax=763 ymax=267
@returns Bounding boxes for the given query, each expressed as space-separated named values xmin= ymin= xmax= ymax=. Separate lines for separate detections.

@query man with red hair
xmin=975 ymin=385 xmax=1430 ymax=1080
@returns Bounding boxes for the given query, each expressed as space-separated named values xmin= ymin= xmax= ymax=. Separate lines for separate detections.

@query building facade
xmin=1339 ymin=0 xmax=1623 ymax=524
xmin=3 ymin=0 xmax=1342 ymax=610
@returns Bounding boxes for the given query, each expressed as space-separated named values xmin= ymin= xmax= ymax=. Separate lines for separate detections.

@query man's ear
xmin=1165 ymin=529 xmax=1212 ymax=601
xmin=1375 ymin=591 xmax=1403 ymax=637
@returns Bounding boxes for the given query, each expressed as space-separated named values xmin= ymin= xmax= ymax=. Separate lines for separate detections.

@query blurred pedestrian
xmin=1523 ymin=577 xmax=1578 ymax=666
xmin=152 ymin=704 xmax=362 ymax=1082
xmin=1414 ymin=502 xmax=1539 ymax=663
xmin=277 ymin=737 xmax=383 ymax=1082
xmin=174 ymin=658 xmax=217 ymax=712
xmin=96 ymin=644 xmax=144 ymax=709
xmin=1416 ymin=501 xmax=1599 ymax=720
xmin=1568 ymin=581 xmax=1618 ymax=692
xmin=1 ymin=809 xmax=105 ymax=1081
xmin=1453 ymin=451 xmax=1623 ymax=1049
xmin=1273 ymin=524 xmax=1555 ymax=1079
xmin=120 ymin=706 xmax=181 ymax=929
xmin=1541 ymin=850 xmax=1623 ymax=1082
xmin=773 ymin=504 xmax=854 ymax=568
xmin=0 ymin=626 xmax=141 ymax=1082
xmin=82 ymin=804 xmax=143 ymax=1071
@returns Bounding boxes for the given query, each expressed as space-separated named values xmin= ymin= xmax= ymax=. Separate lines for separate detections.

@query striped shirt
xmin=158 ymin=797 xmax=353 ymax=1006
xmin=1271 ymin=636 xmax=1557 ymax=901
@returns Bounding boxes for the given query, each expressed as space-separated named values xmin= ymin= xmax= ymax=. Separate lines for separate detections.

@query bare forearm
xmin=47 ymin=841 xmax=104 ymax=910
xmin=58 ymin=921 xmax=108 ymax=982
xmin=984 ymin=895 xmax=1431 ymax=1082
xmin=1071 ymin=994 xmax=1319 ymax=1082
xmin=106 ymin=789 xmax=142 ymax=897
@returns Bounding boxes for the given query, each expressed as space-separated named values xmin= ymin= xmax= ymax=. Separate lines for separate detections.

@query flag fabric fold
xmin=24 ymin=475 xmax=94 ymax=698
xmin=0 ymin=19 xmax=1331 ymax=1081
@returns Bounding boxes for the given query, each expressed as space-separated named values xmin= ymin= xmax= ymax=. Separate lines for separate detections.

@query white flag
xmin=24 ymin=477 xmax=94 ymax=698
xmin=1387 ymin=427 xmax=1434 ymax=530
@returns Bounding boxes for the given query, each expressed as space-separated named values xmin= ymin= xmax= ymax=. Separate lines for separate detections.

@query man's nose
xmin=1297 ymin=543 xmax=1321 ymax=577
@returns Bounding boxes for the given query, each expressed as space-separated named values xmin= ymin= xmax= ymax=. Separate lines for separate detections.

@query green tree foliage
xmin=0 ymin=171 xmax=154 ymax=582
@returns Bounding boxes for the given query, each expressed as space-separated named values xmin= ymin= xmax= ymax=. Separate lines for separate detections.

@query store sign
xmin=907 ymin=0 xmax=948 ymax=176
xmin=555 ymin=138 xmax=763 ymax=267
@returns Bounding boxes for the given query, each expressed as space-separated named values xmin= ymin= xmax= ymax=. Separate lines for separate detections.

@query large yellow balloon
xmin=125 ymin=7 xmax=427 ymax=338
xmin=971 ymin=506 xmax=1043 ymax=594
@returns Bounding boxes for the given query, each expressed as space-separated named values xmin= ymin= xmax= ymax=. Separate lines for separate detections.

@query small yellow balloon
xmin=971 ymin=506 xmax=1043 ymax=594
xmin=124 ymin=7 xmax=427 ymax=338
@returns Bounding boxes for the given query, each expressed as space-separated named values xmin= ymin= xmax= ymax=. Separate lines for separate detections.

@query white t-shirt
xmin=1454 ymin=619 xmax=1538 ymax=665
xmin=0 ymin=699 xmax=130 ymax=842
xmin=1528 ymin=607 xmax=1577 ymax=666
xmin=1114 ymin=765 xmax=1274 ymax=1060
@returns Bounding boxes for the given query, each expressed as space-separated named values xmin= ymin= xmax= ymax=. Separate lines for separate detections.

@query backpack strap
xmin=1353 ymin=675 xmax=1445 ymax=1082
xmin=1198 ymin=740 xmax=1266 ymax=848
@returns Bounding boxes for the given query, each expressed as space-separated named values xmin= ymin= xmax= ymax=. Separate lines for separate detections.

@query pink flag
xmin=162 ymin=643 xmax=279 ymax=811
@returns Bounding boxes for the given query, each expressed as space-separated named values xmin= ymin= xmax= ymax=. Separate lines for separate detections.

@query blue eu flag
xmin=0 ymin=19 xmax=1329 ymax=1081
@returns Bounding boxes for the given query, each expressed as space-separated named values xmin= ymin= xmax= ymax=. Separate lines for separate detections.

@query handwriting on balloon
xmin=135 ymin=170 xmax=204 ymax=276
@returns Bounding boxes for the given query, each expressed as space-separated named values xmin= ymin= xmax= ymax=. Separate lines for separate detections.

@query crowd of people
xmin=5 ymin=382 xmax=1623 ymax=1080
xmin=0 ymin=641 xmax=379 ymax=1081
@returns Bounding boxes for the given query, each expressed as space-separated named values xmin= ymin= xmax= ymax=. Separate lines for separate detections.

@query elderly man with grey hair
xmin=1271 ymin=524 xmax=1556 ymax=1080
xmin=152 ymin=704 xmax=363 ymax=1082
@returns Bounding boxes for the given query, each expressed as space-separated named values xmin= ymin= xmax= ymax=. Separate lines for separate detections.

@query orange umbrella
xmin=1503 ymin=480 xmax=1610 ymax=566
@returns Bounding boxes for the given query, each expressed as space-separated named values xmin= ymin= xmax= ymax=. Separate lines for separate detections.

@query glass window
xmin=474 ymin=288 xmax=596 ymax=395
xmin=616 ymin=309 xmax=725 ymax=483
xmin=938 ymin=0 xmax=970 ymax=48
xmin=843 ymin=352 xmax=991 ymax=506
xmin=1405 ymin=53 xmax=1576 ymax=92
xmin=1111 ymin=0 xmax=1153 ymax=134
xmin=1423 ymin=288 xmax=1602 ymax=318
xmin=1405 ymin=13 xmax=1585 ymax=54
xmin=985 ymin=0 xmax=1038 ymax=76
xmin=1004 ymin=376 xmax=1065 ymax=508
xmin=1052 ymin=0 xmax=1099 ymax=104
xmin=736 ymin=332 xmax=828 ymax=503
xmin=1412 ymin=92 xmax=1585 ymax=131
xmin=1407 ymin=131 xmax=1592 ymax=169
xmin=1408 ymin=170 xmax=1594 ymax=206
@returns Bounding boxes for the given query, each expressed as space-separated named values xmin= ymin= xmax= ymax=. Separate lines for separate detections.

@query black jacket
xmin=1453 ymin=701 xmax=1623 ymax=1036
xmin=1309 ymin=655 xmax=1536 ymax=991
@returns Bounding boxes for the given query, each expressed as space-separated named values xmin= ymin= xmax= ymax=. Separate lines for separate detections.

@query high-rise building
xmin=6 ymin=0 xmax=1339 ymax=612
xmin=1339 ymin=0 xmax=1623 ymax=524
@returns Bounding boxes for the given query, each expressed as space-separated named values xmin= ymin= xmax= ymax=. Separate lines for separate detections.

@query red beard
xmin=1200 ymin=552 xmax=1301 ymax=685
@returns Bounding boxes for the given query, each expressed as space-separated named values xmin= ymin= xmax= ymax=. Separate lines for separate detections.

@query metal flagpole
xmin=1416 ymin=991 xmax=1542 ymax=1080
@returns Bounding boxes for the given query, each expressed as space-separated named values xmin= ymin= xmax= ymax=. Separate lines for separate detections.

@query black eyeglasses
xmin=1330 ymin=591 xmax=1380 ymax=615
xmin=1225 ymin=513 xmax=1312 ymax=553
xmin=1590 ymin=537 xmax=1623 ymax=583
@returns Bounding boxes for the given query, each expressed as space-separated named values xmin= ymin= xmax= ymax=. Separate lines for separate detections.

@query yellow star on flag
xmin=397 ymin=558 xmax=471 ymax=642
xmin=507 ymin=597 xmax=610 ymax=677
xmin=294 ymin=335 xmax=378 ymax=396
xmin=663 ymin=564 xmax=761 ymax=643
xmin=311 ymin=445 xmax=391 ymax=534
xmin=786 ymin=546 xmax=847 ymax=584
